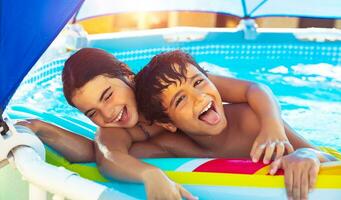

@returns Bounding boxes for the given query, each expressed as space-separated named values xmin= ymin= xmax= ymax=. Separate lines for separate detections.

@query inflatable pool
xmin=7 ymin=115 xmax=341 ymax=200
xmin=4 ymin=26 xmax=341 ymax=200
xmin=1 ymin=1 xmax=341 ymax=200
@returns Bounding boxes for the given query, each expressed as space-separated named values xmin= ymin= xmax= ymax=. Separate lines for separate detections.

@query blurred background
xmin=77 ymin=11 xmax=341 ymax=34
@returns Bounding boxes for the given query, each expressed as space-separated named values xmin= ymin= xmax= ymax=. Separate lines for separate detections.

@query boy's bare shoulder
xmin=150 ymin=132 xmax=192 ymax=146
xmin=150 ymin=132 xmax=209 ymax=157
xmin=223 ymin=103 xmax=260 ymax=133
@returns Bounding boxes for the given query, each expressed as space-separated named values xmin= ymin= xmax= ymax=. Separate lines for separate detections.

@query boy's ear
xmin=124 ymin=74 xmax=135 ymax=88
xmin=127 ymin=74 xmax=135 ymax=82
xmin=155 ymin=122 xmax=177 ymax=133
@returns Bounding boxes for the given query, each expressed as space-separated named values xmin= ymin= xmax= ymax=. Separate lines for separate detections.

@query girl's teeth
xmin=114 ymin=109 xmax=124 ymax=122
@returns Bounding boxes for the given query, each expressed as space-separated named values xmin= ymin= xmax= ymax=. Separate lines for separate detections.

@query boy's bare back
xmin=151 ymin=103 xmax=263 ymax=159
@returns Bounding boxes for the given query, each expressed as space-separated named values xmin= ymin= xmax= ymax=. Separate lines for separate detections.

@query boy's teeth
xmin=200 ymin=102 xmax=212 ymax=114
xmin=113 ymin=109 xmax=124 ymax=122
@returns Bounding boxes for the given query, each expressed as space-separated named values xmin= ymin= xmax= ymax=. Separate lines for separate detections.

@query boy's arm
xmin=208 ymin=74 xmax=293 ymax=163
xmin=270 ymin=121 xmax=337 ymax=200
xmin=284 ymin=120 xmax=337 ymax=161
xmin=236 ymin=104 xmax=336 ymax=200
xmin=269 ymin=148 xmax=337 ymax=200
xmin=95 ymin=127 xmax=197 ymax=200
xmin=17 ymin=119 xmax=94 ymax=163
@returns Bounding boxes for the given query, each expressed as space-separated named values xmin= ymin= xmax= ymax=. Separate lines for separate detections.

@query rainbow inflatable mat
xmin=47 ymin=148 xmax=341 ymax=200
xmin=7 ymin=105 xmax=341 ymax=199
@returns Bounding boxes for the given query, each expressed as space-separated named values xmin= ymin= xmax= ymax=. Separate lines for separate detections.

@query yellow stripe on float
xmin=165 ymin=171 xmax=341 ymax=188
xmin=320 ymin=161 xmax=341 ymax=175
xmin=254 ymin=165 xmax=270 ymax=175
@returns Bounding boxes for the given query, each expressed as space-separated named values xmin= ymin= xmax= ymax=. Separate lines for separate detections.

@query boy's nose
xmin=193 ymin=91 xmax=208 ymax=105
xmin=189 ymin=87 xmax=202 ymax=97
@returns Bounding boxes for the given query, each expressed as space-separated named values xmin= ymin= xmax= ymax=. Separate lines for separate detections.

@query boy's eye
xmin=104 ymin=92 xmax=113 ymax=101
xmin=194 ymin=79 xmax=204 ymax=87
xmin=175 ymin=95 xmax=185 ymax=107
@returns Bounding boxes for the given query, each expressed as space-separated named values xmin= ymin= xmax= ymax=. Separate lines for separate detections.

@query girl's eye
xmin=104 ymin=92 xmax=113 ymax=101
xmin=194 ymin=79 xmax=204 ymax=87
xmin=88 ymin=111 xmax=96 ymax=118
xmin=175 ymin=95 xmax=185 ymax=107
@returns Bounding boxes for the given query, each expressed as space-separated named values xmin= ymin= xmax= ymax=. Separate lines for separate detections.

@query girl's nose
xmin=101 ymin=107 xmax=115 ymax=122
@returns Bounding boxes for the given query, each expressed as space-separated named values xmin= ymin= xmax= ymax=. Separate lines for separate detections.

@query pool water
xmin=8 ymin=51 xmax=341 ymax=152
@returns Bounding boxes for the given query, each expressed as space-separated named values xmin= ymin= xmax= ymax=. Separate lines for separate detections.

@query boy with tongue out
xmin=135 ymin=50 xmax=337 ymax=200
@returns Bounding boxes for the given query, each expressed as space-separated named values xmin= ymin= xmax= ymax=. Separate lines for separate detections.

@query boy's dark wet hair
xmin=62 ymin=48 xmax=134 ymax=107
xmin=135 ymin=50 xmax=207 ymax=124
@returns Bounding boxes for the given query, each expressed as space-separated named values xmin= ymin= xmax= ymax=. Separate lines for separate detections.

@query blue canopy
xmin=75 ymin=0 xmax=341 ymax=21
xmin=0 ymin=0 xmax=83 ymax=111
xmin=1 ymin=0 xmax=340 ymax=112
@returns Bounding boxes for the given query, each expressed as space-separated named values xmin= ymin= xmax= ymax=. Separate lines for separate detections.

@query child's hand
xmin=251 ymin=126 xmax=294 ymax=164
xmin=269 ymin=149 xmax=320 ymax=200
xmin=143 ymin=169 xmax=198 ymax=200
xmin=15 ymin=119 xmax=41 ymax=133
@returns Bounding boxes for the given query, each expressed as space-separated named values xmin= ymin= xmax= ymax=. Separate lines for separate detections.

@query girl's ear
xmin=155 ymin=122 xmax=177 ymax=133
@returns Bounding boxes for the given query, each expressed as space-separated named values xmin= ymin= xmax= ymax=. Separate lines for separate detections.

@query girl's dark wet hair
xmin=62 ymin=48 xmax=134 ymax=107
xmin=135 ymin=50 xmax=207 ymax=124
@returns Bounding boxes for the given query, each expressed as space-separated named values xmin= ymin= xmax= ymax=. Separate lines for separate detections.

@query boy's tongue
xmin=199 ymin=109 xmax=220 ymax=125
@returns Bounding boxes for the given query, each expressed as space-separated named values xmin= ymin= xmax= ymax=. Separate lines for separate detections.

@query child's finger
xmin=292 ymin=170 xmax=301 ymax=200
xmin=300 ymin=171 xmax=309 ymax=200
xmin=263 ymin=142 xmax=276 ymax=164
xmin=284 ymin=142 xmax=294 ymax=153
xmin=284 ymin=167 xmax=293 ymax=199
xmin=274 ymin=142 xmax=285 ymax=160
xmin=16 ymin=121 xmax=28 ymax=126
xmin=250 ymin=141 xmax=258 ymax=158
xmin=15 ymin=120 xmax=33 ymax=130
xmin=269 ymin=157 xmax=282 ymax=175
xmin=308 ymin=165 xmax=318 ymax=192
xmin=179 ymin=185 xmax=198 ymax=200
xmin=252 ymin=144 xmax=266 ymax=162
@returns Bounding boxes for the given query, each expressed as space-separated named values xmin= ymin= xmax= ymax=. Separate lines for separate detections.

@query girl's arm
xmin=17 ymin=119 xmax=95 ymax=163
xmin=96 ymin=127 xmax=197 ymax=200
